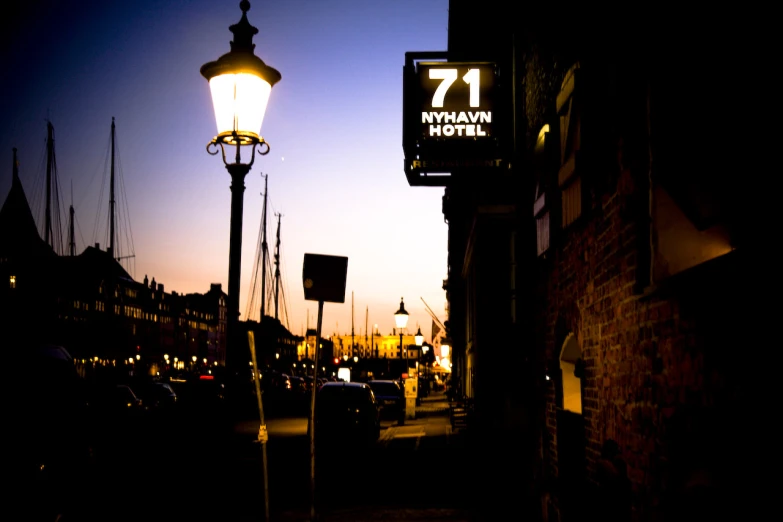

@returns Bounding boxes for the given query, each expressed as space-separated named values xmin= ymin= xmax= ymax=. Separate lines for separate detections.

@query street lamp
xmin=394 ymin=297 xmax=409 ymax=363
xmin=394 ymin=298 xmax=409 ymax=426
xmin=202 ymin=0 xmax=281 ymax=374
xmin=414 ymin=327 xmax=423 ymax=402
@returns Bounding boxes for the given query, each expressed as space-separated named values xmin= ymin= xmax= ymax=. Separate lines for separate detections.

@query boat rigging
xmin=246 ymin=173 xmax=291 ymax=330
xmin=29 ymin=120 xmax=66 ymax=255
xmin=92 ymin=117 xmax=136 ymax=275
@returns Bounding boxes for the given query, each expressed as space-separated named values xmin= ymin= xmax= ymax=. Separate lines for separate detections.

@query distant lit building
xmin=330 ymin=330 xmax=419 ymax=360
xmin=242 ymin=315 xmax=300 ymax=371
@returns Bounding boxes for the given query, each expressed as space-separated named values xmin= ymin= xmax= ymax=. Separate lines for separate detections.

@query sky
xmin=0 ymin=0 xmax=451 ymax=340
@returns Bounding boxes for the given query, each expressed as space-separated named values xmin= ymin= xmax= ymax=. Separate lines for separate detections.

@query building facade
xmin=330 ymin=330 xmax=420 ymax=361
xmin=430 ymin=2 xmax=756 ymax=521
xmin=1 ymin=151 xmax=228 ymax=376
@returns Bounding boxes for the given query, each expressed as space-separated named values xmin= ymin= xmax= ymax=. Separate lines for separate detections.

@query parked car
xmin=315 ymin=381 xmax=381 ymax=448
xmin=15 ymin=343 xmax=92 ymax=521
xmin=135 ymin=380 xmax=178 ymax=410
xmin=367 ymin=379 xmax=404 ymax=420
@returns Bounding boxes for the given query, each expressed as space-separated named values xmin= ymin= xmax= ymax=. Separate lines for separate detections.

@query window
xmin=557 ymin=63 xmax=582 ymax=228
xmin=510 ymin=231 xmax=517 ymax=323
xmin=9 ymin=275 xmax=16 ymax=289
xmin=533 ymin=124 xmax=553 ymax=256
xmin=559 ymin=333 xmax=582 ymax=414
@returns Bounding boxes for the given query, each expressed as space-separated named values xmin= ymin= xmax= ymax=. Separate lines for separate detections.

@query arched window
xmin=559 ymin=332 xmax=582 ymax=414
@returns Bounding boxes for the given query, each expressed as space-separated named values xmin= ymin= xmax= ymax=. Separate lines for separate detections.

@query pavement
xmin=269 ymin=392 xmax=476 ymax=522
xmin=51 ymin=389 xmax=476 ymax=522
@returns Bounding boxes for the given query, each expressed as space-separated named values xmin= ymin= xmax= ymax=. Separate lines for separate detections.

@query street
xmin=44 ymin=391 xmax=475 ymax=522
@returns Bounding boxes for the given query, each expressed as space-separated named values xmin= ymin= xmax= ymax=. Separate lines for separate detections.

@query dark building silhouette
xmin=435 ymin=2 xmax=756 ymax=520
xmin=0 ymin=149 xmax=231 ymax=374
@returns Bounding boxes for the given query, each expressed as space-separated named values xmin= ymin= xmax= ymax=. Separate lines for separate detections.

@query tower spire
xmin=12 ymin=148 xmax=20 ymax=185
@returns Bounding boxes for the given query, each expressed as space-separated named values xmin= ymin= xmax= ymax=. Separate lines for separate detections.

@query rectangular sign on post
xmin=402 ymin=52 xmax=509 ymax=186
xmin=302 ymin=253 xmax=348 ymax=303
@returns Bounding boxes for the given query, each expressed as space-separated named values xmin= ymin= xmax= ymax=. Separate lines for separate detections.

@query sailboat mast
xmin=273 ymin=212 xmax=281 ymax=320
xmin=45 ymin=121 xmax=54 ymax=247
xmin=351 ymin=291 xmax=354 ymax=358
xmin=69 ymin=181 xmax=75 ymax=256
xmin=109 ymin=117 xmax=116 ymax=258
xmin=365 ymin=306 xmax=368 ymax=358
xmin=260 ymin=173 xmax=268 ymax=320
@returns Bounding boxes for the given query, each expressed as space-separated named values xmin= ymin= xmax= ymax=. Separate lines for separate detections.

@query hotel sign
xmin=403 ymin=52 xmax=509 ymax=186
xmin=418 ymin=62 xmax=495 ymax=139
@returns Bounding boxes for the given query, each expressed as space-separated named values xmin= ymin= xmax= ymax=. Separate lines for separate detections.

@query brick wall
xmin=536 ymin=172 xmax=748 ymax=520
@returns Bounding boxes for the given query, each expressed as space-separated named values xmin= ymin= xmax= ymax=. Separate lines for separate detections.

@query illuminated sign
xmin=402 ymin=52 xmax=509 ymax=186
xmin=337 ymin=368 xmax=351 ymax=382
xmin=418 ymin=62 xmax=495 ymax=140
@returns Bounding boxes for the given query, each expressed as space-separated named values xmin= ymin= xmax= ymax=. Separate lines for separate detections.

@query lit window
xmin=533 ymin=122 xmax=553 ymax=257
xmin=9 ymin=275 xmax=16 ymax=288
xmin=557 ymin=62 xmax=582 ymax=228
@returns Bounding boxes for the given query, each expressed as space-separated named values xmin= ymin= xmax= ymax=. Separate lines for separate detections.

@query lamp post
xmin=414 ymin=327 xmax=423 ymax=402
xmin=202 ymin=3 xmax=280 ymax=521
xmin=202 ymin=0 xmax=281 ymax=375
xmin=394 ymin=297 xmax=409 ymax=366
xmin=394 ymin=298 xmax=409 ymax=425
xmin=422 ymin=343 xmax=430 ymax=396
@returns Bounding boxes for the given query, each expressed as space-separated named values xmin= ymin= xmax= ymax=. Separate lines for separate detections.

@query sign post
xmin=246 ymin=330 xmax=270 ymax=521
xmin=302 ymin=253 xmax=348 ymax=522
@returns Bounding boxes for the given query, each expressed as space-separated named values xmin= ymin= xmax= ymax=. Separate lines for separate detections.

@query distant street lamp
xmin=414 ymin=327 xmax=423 ymax=402
xmin=415 ymin=326 xmax=424 ymax=350
xmin=394 ymin=298 xmax=409 ymax=426
xmin=421 ymin=342 xmax=431 ymax=396
xmin=201 ymin=0 xmax=281 ymax=374
xmin=394 ymin=298 xmax=409 ymax=363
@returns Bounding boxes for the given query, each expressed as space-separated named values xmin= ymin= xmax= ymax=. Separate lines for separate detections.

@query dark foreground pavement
xmin=33 ymin=391 xmax=481 ymax=522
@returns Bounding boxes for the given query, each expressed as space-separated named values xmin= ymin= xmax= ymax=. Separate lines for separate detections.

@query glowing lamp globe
xmin=415 ymin=327 xmax=424 ymax=347
xmin=201 ymin=0 xmax=281 ymax=147
xmin=394 ymin=298 xmax=409 ymax=330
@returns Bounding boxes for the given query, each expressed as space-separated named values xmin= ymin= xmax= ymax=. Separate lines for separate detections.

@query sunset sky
xmin=0 ymin=0 xmax=450 ymax=339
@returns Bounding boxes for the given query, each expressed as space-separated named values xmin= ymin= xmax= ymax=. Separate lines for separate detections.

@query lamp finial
xmin=230 ymin=0 xmax=258 ymax=54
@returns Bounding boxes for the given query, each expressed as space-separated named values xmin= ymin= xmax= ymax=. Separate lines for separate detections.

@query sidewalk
xmin=270 ymin=392 xmax=476 ymax=522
